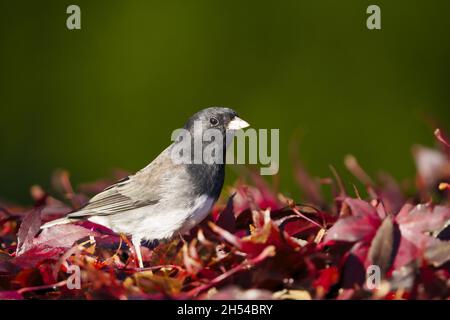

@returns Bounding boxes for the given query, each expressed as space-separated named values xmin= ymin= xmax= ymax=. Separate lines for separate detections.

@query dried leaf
xmin=367 ymin=217 xmax=398 ymax=275
xmin=425 ymin=240 xmax=450 ymax=267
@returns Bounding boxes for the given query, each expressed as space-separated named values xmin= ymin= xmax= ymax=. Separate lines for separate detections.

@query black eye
xmin=210 ymin=117 xmax=219 ymax=126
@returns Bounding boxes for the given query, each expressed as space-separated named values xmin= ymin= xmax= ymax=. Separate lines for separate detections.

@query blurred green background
xmin=1 ymin=0 xmax=449 ymax=203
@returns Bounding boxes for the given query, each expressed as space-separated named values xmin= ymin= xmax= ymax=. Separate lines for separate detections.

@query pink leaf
xmin=345 ymin=198 xmax=378 ymax=218
xmin=325 ymin=214 xmax=381 ymax=242
xmin=392 ymin=234 xmax=428 ymax=270
xmin=208 ymin=222 xmax=242 ymax=249
xmin=396 ymin=205 xmax=450 ymax=236
xmin=33 ymin=224 xmax=98 ymax=249
xmin=393 ymin=204 xmax=450 ymax=269
xmin=0 ymin=291 xmax=23 ymax=300
xmin=16 ymin=209 xmax=42 ymax=255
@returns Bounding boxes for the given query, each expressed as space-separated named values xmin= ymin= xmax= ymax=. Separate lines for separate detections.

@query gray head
xmin=176 ymin=107 xmax=250 ymax=198
xmin=183 ymin=107 xmax=249 ymax=136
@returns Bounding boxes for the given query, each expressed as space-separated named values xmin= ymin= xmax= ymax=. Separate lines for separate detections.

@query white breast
xmin=88 ymin=194 xmax=216 ymax=241
xmin=179 ymin=194 xmax=216 ymax=234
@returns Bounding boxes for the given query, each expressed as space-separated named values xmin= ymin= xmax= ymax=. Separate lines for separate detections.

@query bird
xmin=40 ymin=107 xmax=250 ymax=268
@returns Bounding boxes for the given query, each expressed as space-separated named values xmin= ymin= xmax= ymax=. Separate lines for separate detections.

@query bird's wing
xmin=68 ymin=147 xmax=180 ymax=218
xmin=68 ymin=178 xmax=158 ymax=218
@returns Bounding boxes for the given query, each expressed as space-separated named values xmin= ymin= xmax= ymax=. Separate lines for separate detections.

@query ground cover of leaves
xmin=0 ymin=129 xmax=449 ymax=300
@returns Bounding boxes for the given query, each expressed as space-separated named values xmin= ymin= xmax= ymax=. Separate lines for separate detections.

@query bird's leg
xmin=132 ymin=236 xmax=144 ymax=269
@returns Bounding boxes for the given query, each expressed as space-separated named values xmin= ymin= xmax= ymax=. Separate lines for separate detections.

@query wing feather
xmin=68 ymin=147 xmax=177 ymax=218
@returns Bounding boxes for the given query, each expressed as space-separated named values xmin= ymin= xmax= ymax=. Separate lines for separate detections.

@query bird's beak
xmin=227 ymin=116 xmax=250 ymax=130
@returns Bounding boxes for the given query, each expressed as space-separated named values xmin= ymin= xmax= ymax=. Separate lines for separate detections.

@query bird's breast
xmin=179 ymin=194 xmax=216 ymax=234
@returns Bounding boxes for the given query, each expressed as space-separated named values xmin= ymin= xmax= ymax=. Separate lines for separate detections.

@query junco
xmin=41 ymin=107 xmax=250 ymax=268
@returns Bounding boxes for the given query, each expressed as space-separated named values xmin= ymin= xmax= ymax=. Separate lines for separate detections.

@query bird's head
xmin=184 ymin=107 xmax=250 ymax=135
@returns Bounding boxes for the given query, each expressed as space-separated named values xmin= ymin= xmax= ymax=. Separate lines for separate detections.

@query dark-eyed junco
xmin=41 ymin=107 xmax=249 ymax=268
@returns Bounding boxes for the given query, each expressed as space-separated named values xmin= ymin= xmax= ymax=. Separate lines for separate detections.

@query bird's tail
xmin=40 ymin=217 xmax=74 ymax=229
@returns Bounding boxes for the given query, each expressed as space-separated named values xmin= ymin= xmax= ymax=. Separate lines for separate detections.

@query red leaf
xmin=278 ymin=215 xmax=318 ymax=237
xmin=341 ymin=242 xmax=369 ymax=288
xmin=248 ymin=171 xmax=281 ymax=210
xmin=215 ymin=194 xmax=236 ymax=233
xmin=314 ymin=266 xmax=339 ymax=293
xmin=12 ymin=245 xmax=65 ymax=268
xmin=38 ymin=263 xmax=57 ymax=285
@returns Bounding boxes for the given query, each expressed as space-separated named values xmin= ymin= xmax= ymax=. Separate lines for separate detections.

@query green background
xmin=1 ymin=0 xmax=449 ymax=203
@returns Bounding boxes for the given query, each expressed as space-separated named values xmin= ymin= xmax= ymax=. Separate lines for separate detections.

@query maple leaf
xmin=393 ymin=204 xmax=450 ymax=269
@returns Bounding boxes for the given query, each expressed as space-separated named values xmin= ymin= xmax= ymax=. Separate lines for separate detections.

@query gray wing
xmin=68 ymin=146 xmax=180 ymax=218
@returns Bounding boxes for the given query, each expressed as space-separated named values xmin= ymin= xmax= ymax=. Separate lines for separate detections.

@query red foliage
xmin=0 ymin=130 xmax=449 ymax=300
